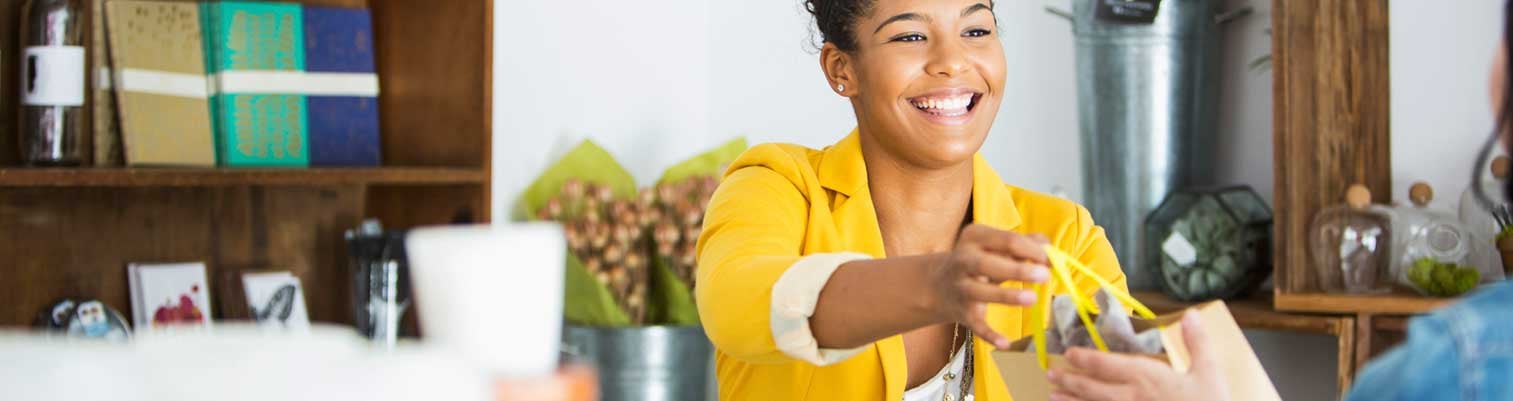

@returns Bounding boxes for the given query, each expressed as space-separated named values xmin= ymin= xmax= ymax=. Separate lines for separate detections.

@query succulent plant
xmin=1147 ymin=187 xmax=1273 ymax=302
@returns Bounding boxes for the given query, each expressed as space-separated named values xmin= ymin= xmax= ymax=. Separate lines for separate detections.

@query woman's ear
xmin=820 ymin=43 xmax=856 ymax=97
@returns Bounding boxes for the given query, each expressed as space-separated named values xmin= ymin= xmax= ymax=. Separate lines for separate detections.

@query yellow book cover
xmin=107 ymin=0 xmax=215 ymax=166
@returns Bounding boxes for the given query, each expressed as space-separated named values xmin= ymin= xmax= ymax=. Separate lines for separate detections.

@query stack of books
xmin=101 ymin=0 xmax=382 ymax=168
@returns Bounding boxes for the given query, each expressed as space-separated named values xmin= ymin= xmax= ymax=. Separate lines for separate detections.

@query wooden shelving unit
xmin=1273 ymin=291 xmax=1453 ymax=315
xmin=0 ymin=167 xmax=488 ymax=187
xmin=0 ymin=0 xmax=493 ymax=330
xmin=1264 ymin=2 xmax=1473 ymax=397
xmin=0 ymin=165 xmax=487 ymax=185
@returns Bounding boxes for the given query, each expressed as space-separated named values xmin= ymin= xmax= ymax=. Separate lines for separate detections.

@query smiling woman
xmin=692 ymin=1 xmax=1126 ymax=401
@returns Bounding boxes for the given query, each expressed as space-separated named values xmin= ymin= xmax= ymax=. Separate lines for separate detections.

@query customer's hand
xmin=1047 ymin=311 xmax=1230 ymax=401
xmin=932 ymin=224 xmax=1053 ymax=349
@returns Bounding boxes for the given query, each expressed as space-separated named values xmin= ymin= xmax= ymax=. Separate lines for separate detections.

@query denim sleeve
xmin=1344 ymin=315 xmax=1460 ymax=401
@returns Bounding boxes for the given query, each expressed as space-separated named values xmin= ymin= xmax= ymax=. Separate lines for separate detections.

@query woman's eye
xmin=964 ymin=28 xmax=992 ymax=38
xmin=891 ymin=33 xmax=926 ymax=43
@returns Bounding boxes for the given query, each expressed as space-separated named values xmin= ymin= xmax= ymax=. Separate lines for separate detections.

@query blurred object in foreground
xmin=495 ymin=364 xmax=598 ymax=401
xmin=406 ymin=223 xmax=565 ymax=378
xmin=0 ymin=325 xmax=492 ymax=401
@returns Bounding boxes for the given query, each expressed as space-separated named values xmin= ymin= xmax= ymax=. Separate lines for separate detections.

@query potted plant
xmin=516 ymin=138 xmax=746 ymax=401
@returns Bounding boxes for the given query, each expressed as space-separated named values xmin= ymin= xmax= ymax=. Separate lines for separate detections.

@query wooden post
xmin=1335 ymin=316 xmax=1356 ymax=399
xmin=1272 ymin=0 xmax=1393 ymax=294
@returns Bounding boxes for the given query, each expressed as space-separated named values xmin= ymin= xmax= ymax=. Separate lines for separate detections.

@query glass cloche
xmin=1383 ymin=183 xmax=1501 ymax=297
xmin=1458 ymin=155 xmax=1511 ymax=244
xmin=1143 ymin=186 xmax=1273 ymax=301
xmin=1310 ymin=185 xmax=1393 ymax=294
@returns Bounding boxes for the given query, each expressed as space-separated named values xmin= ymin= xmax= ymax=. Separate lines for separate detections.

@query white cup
xmin=405 ymin=223 xmax=565 ymax=378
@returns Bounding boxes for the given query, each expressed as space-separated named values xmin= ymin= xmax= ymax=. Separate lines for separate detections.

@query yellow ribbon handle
xmin=1030 ymin=244 xmax=1156 ymax=369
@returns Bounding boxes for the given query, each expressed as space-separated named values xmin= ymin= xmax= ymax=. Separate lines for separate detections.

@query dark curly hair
xmin=804 ymin=0 xmax=877 ymax=52
xmin=805 ymin=1 xmax=997 ymax=52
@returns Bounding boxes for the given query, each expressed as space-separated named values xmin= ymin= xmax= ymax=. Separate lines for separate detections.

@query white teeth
xmin=913 ymin=95 xmax=973 ymax=111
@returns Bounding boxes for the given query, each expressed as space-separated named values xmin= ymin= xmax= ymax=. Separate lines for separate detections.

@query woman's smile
xmin=906 ymin=87 xmax=984 ymax=126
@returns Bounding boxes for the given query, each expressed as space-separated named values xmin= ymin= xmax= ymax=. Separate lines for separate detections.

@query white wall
xmin=494 ymin=1 xmax=1503 ymax=400
xmin=492 ymin=0 xmax=714 ymax=215
xmin=1391 ymin=0 xmax=1505 ymax=209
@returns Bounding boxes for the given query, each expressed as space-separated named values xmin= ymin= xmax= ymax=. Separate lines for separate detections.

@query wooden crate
xmin=0 ymin=0 xmax=493 ymax=328
xmin=1268 ymin=0 xmax=1453 ymax=315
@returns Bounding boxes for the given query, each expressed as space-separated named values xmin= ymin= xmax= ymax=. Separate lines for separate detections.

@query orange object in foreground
xmin=496 ymin=365 xmax=599 ymax=401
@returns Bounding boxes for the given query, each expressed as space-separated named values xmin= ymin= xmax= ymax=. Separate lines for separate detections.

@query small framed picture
xmin=128 ymin=262 xmax=213 ymax=331
xmin=242 ymin=271 xmax=310 ymax=330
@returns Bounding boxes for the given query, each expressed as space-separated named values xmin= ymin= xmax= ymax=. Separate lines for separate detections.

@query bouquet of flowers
xmin=516 ymin=138 xmax=747 ymax=326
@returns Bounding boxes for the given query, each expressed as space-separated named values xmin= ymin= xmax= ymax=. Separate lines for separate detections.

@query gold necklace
xmin=943 ymin=323 xmax=972 ymax=401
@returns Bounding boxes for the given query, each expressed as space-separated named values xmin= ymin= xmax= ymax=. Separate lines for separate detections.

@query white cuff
xmin=770 ymin=252 xmax=874 ymax=366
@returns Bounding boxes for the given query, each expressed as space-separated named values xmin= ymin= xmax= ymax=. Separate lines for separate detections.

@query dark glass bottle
xmin=18 ymin=0 xmax=86 ymax=166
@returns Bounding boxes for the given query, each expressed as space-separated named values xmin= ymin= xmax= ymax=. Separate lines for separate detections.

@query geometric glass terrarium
xmin=1143 ymin=186 xmax=1274 ymax=301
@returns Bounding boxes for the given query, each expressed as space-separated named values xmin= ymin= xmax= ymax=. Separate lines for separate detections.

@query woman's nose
xmin=925 ymin=39 xmax=971 ymax=78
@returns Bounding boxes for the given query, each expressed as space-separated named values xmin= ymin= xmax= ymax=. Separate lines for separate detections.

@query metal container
xmin=1049 ymin=0 xmax=1250 ymax=289
xmin=564 ymin=325 xmax=714 ymax=401
xmin=345 ymin=219 xmax=411 ymax=347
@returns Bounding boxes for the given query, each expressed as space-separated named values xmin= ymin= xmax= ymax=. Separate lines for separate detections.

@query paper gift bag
xmin=992 ymin=300 xmax=1281 ymax=401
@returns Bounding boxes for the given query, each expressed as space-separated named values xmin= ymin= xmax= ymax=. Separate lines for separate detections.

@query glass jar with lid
xmin=1459 ymin=156 xmax=1513 ymax=275
xmin=1385 ymin=183 xmax=1501 ymax=296
xmin=1309 ymin=184 xmax=1393 ymax=293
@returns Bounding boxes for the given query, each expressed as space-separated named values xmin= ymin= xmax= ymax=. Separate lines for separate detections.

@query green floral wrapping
xmin=518 ymin=140 xmax=637 ymax=326
xmin=519 ymin=138 xmax=747 ymax=326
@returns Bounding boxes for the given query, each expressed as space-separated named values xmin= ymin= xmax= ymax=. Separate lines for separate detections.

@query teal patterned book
xmin=201 ymin=1 xmax=309 ymax=167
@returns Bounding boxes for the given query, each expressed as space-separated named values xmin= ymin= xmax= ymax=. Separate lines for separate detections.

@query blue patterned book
xmin=302 ymin=6 xmax=381 ymax=166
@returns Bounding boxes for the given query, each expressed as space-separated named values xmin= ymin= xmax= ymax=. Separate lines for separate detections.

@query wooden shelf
xmin=1273 ymin=291 xmax=1453 ymax=315
xmin=1134 ymin=291 xmax=1348 ymax=335
xmin=0 ymin=167 xmax=487 ymax=187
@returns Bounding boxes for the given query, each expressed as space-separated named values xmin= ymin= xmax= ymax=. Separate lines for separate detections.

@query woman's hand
xmin=1046 ymin=311 xmax=1230 ymax=401
xmin=932 ymin=224 xmax=1053 ymax=349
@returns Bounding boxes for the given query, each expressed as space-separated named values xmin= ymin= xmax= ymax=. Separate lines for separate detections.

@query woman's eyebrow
xmin=873 ymin=3 xmax=994 ymax=35
xmin=962 ymin=3 xmax=992 ymax=18
xmin=873 ymin=12 xmax=928 ymax=34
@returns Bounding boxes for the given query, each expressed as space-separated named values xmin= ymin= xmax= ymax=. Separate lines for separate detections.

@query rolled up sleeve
xmin=769 ymin=252 xmax=873 ymax=365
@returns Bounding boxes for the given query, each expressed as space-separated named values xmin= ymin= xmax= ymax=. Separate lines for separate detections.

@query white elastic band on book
xmin=212 ymin=71 xmax=381 ymax=97
xmin=116 ymin=69 xmax=212 ymax=99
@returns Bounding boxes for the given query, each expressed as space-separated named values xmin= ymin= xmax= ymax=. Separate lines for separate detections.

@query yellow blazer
xmin=694 ymin=131 xmax=1127 ymax=401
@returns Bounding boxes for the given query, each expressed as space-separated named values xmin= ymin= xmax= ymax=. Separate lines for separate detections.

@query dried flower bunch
xmin=537 ymin=175 xmax=719 ymax=324
xmin=651 ymin=175 xmax=719 ymax=288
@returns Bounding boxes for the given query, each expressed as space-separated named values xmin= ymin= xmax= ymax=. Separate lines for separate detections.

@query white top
xmin=902 ymin=343 xmax=975 ymax=401
xmin=769 ymin=253 xmax=975 ymax=401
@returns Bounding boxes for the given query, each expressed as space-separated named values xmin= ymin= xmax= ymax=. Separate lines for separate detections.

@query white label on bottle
xmin=1163 ymin=232 xmax=1199 ymax=268
xmin=21 ymin=46 xmax=86 ymax=106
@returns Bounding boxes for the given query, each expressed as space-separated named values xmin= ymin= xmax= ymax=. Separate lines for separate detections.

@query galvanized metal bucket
xmin=563 ymin=325 xmax=715 ymax=401
xmin=1048 ymin=0 xmax=1250 ymax=289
